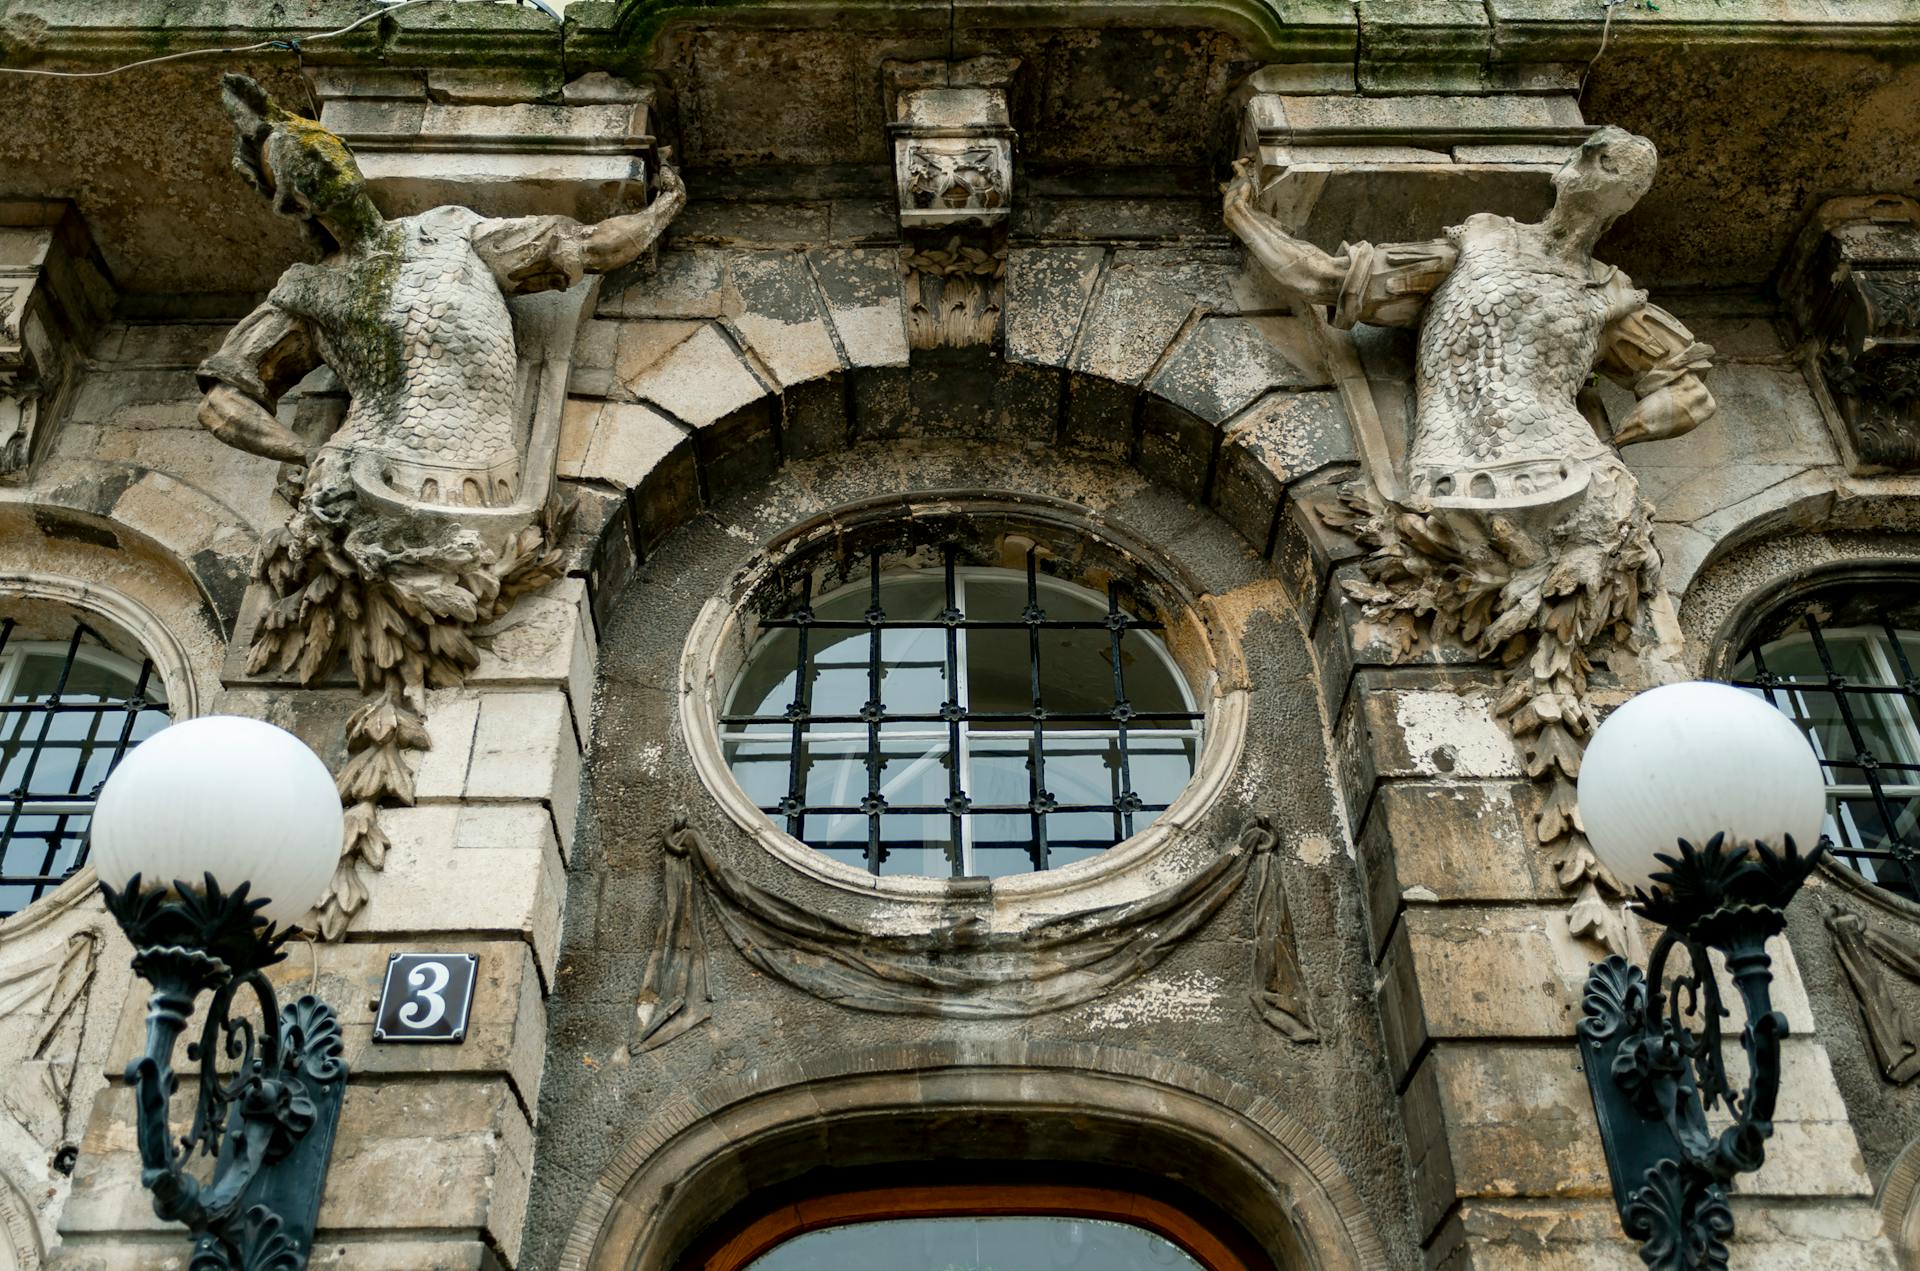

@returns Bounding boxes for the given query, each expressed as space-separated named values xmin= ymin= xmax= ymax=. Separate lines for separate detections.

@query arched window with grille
xmin=1730 ymin=585 xmax=1920 ymax=902
xmin=0 ymin=615 xmax=170 ymax=918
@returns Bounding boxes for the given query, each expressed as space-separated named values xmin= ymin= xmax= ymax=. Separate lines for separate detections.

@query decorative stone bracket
xmin=885 ymin=57 xmax=1016 ymax=230
xmin=307 ymin=67 xmax=659 ymax=223
xmin=885 ymin=58 xmax=1017 ymax=349
xmin=1237 ymin=77 xmax=1590 ymax=251
xmin=0 ymin=204 xmax=111 ymax=484
xmin=1782 ymin=195 xmax=1920 ymax=474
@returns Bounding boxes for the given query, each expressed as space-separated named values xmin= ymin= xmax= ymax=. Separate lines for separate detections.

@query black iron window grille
xmin=1732 ymin=607 xmax=1920 ymax=902
xmin=721 ymin=546 xmax=1204 ymax=878
xmin=0 ymin=619 xmax=170 ymax=917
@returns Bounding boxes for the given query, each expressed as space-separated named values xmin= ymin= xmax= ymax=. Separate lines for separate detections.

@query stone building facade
xmin=0 ymin=1 xmax=1916 ymax=1268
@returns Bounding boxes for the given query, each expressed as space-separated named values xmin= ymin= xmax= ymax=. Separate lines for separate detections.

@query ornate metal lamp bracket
xmin=1577 ymin=833 xmax=1822 ymax=1270
xmin=101 ymin=873 xmax=348 ymax=1271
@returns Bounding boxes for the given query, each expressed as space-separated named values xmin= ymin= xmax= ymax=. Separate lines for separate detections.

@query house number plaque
xmin=373 ymin=952 xmax=479 ymax=1043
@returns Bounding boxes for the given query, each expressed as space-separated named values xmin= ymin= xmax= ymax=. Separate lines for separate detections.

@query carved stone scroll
xmin=635 ymin=821 xmax=1282 ymax=1046
xmin=1826 ymin=906 xmax=1920 ymax=1085
xmin=1782 ymin=195 xmax=1920 ymax=473
xmin=202 ymin=77 xmax=683 ymax=937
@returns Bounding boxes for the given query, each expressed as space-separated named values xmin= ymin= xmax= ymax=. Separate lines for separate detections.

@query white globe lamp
xmin=1577 ymin=680 xmax=1827 ymax=895
xmin=90 ymin=715 xmax=343 ymax=927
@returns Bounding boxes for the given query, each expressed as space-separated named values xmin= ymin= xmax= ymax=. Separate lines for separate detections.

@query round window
xmin=1729 ymin=581 xmax=1920 ymax=902
xmin=719 ymin=546 xmax=1201 ymax=878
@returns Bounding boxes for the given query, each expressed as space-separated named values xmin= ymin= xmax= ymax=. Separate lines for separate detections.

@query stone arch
xmin=0 ymin=501 xmax=223 ymax=933
xmin=568 ymin=245 xmax=1355 ymax=615
xmin=1675 ymin=523 xmax=1920 ymax=679
xmin=559 ymin=1041 xmax=1391 ymax=1271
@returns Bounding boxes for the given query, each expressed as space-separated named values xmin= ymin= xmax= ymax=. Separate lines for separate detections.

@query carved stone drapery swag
xmin=1225 ymin=128 xmax=1718 ymax=950
xmin=1826 ymin=906 xmax=1920 ymax=1084
xmin=635 ymin=820 xmax=1315 ymax=1048
xmin=199 ymin=77 xmax=683 ymax=938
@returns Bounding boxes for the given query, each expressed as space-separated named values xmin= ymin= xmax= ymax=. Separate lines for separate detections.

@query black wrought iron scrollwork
xmin=1578 ymin=833 xmax=1822 ymax=1270
xmin=100 ymin=872 xmax=348 ymax=1271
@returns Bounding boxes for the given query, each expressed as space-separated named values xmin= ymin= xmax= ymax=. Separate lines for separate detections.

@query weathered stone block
xmin=1351 ymin=672 xmax=1522 ymax=781
xmin=1146 ymin=316 xmax=1321 ymax=426
xmin=602 ymin=249 xmax=730 ymax=320
xmin=1061 ymin=371 xmax=1136 ymax=459
xmin=725 ymin=251 xmax=843 ymax=389
xmin=1427 ymin=1197 xmax=1897 ymax=1270
xmin=618 ymin=322 xmax=769 ymax=429
xmin=560 ymin=398 xmax=695 ymax=501
xmin=1381 ymin=905 xmax=1816 ymax=1076
xmin=356 ymin=803 xmax=566 ymax=983
xmin=61 ymin=1078 xmax=530 ymax=1260
xmin=1004 ymin=245 xmax=1104 ymax=370
xmin=693 ymin=398 xmax=781 ymax=503
xmin=809 ymin=248 xmax=910 ymax=370
xmin=781 ymin=373 xmax=849 ymax=459
xmin=103 ymin=940 xmax=545 ymax=1109
xmin=1211 ymin=390 xmax=1354 ymax=553
xmin=1136 ymin=398 xmax=1214 ymax=501
xmin=467 ymin=690 xmax=582 ymax=853
xmin=470 ymin=578 xmax=597 ymax=733
xmin=1355 ymin=782 xmax=1558 ymax=955
xmin=1402 ymin=1038 xmax=1870 ymax=1241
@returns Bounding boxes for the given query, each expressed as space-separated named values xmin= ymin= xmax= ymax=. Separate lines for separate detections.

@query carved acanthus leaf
xmin=248 ymin=495 xmax=574 ymax=940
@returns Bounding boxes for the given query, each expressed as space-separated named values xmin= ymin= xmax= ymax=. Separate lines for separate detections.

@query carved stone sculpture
xmin=633 ymin=819 xmax=1293 ymax=1047
xmin=1225 ymin=128 xmax=1717 ymax=940
xmin=1826 ymin=906 xmax=1920 ymax=1085
xmin=199 ymin=76 xmax=684 ymax=937
xmin=1781 ymin=195 xmax=1920 ymax=473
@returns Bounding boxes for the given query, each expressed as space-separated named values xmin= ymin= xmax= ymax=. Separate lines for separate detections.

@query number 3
xmin=399 ymin=960 xmax=450 ymax=1030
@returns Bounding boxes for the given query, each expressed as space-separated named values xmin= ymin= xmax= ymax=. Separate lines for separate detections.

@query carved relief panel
xmin=0 ymin=207 xmax=110 ymax=484
xmin=1783 ymin=196 xmax=1920 ymax=474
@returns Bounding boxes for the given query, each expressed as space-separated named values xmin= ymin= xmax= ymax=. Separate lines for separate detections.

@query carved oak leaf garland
xmin=248 ymin=494 xmax=574 ymax=939
xmin=1323 ymin=462 xmax=1655 ymax=949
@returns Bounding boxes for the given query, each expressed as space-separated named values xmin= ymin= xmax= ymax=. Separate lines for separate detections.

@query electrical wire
xmin=0 ymin=0 xmax=557 ymax=81
xmin=1578 ymin=0 xmax=1628 ymax=105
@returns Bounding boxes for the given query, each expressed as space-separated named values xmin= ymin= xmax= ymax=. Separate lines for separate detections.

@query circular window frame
xmin=0 ymin=574 xmax=198 ymax=938
xmin=681 ymin=494 xmax=1249 ymax=904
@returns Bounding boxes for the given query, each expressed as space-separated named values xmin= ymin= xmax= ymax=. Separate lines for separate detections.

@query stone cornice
xmin=1 ymin=0 xmax=1914 ymax=75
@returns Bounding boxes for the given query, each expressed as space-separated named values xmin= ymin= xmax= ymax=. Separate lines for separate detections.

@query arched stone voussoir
xmin=560 ymin=1040 xmax=1393 ymax=1271
xmin=566 ymin=240 xmax=1352 ymax=605
xmin=0 ymin=465 xmax=254 ymax=642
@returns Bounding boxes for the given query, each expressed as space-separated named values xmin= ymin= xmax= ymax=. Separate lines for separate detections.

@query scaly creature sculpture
xmin=1224 ymin=127 xmax=1716 ymax=941
xmin=198 ymin=75 xmax=685 ymax=937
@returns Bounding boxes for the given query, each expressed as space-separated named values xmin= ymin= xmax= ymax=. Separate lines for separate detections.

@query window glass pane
xmin=1035 ymin=626 xmax=1120 ymax=723
xmin=723 ymin=738 xmax=793 ymax=808
xmin=746 ymin=1215 xmax=1204 ymax=1271
xmin=0 ymin=634 xmax=167 ymax=918
xmin=1130 ymin=735 xmax=1200 ymax=808
xmin=877 ymin=813 xmax=953 ymax=877
xmin=723 ymin=564 xmax=1198 ymax=877
xmin=968 ymin=736 xmax=1033 ymax=810
xmin=1739 ymin=614 xmax=1920 ymax=903
xmin=726 ymin=628 xmax=803 ymax=730
xmin=1121 ymin=629 xmax=1192 ymax=719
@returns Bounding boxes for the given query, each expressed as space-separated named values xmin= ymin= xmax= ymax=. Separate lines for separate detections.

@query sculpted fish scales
xmin=325 ymin=210 xmax=519 ymax=472
xmin=1413 ymin=241 xmax=1611 ymax=471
